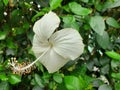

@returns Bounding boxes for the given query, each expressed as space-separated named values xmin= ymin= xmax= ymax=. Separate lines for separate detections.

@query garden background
xmin=0 ymin=0 xmax=120 ymax=90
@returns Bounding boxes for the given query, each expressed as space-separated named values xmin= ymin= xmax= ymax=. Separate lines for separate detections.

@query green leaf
xmin=6 ymin=38 xmax=17 ymax=49
xmin=53 ymin=73 xmax=63 ymax=83
xmin=62 ymin=15 xmax=76 ymax=23
xmin=31 ymin=11 xmax=45 ymax=22
xmin=49 ymin=81 xmax=56 ymax=89
xmin=96 ymin=31 xmax=109 ymax=49
xmin=32 ymin=85 xmax=43 ymax=90
xmin=31 ymin=78 xmax=36 ymax=85
xmin=111 ymin=73 xmax=120 ymax=79
xmin=0 ymin=81 xmax=9 ymax=90
xmin=78 ymin=76 xmax=86 ymax=89
xmin=23 ymin=22 xmax=30 ymax=29
xmin=69 ymin=2 xmax=92 ymax=16
xmin=0 ymin=73 xmax=8 ymax=81
xmin=50 ymin=0 xmax=63 ymax=10
xmin=81 ymin=0 xmax=89 ymax=3
xmin=34 ymin=74 xmax=44 ymax=87
xmin=62 ymin=15 xmax=79 ymax=31
xmin=103 ymin=0 xmax=120 ymax=11
xmin=14 ymin=27 xmax=26 ymax=35
xmin=115 ymin=82 xmax=120 ymax=90
xmin=98 ymin=84 xmax=112 ymax=90
xmin=111 ymin=60 xmax=120 ymax=69
xmin=0 ymin=31 xmax=7 ymax=40
xmin=101 ymin=64 xmax=109 ymax=74
xmin=72 ymin=64 xmax=87 ymax=76
xmin=3 ymin=0 xmax=9 ymax=6
xmin=8 ymin=74 xmax=21 ymax=84
xmin=11 ymin=9 xmax=21 ymax=18
xmin=106 ymin=17 xmax=120 ymax=28
xmin=94 ymin=1 xmax=103 ymax=11
xmin=62 ymin=5 xmax=70 ymax=12
xmin=42 ymin=72 xmax=51 ymax=84
xmin=89 ymin=16 xmax=105 ymax=35
xmin=93 ymin=79 xmax=103 ymax=87
xmin=105 ymin=51 xmax=120 ymax=60
xmin=0 ymin=64 xmax=4 ymax=71
xmin=83 ymin=24 xmax=91 ymax=31
xmin=24 ymin=2 xmax=32 ymax=8
xmin=64 ymin=76 xmax=80 ymax=90
xmin=100 ymin=57 xmax=110 ymax=66
xmin=35 ymin=62 xmax=44 ymax=72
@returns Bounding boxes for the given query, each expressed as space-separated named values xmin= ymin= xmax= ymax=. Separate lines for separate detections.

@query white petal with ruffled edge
xmin=49 ymin=28 xmax=84 ymax=60
xmin=33 ymin=11 xmax=60 ymax=41
xmin=39 ymin=48 xmax=69 ymax=73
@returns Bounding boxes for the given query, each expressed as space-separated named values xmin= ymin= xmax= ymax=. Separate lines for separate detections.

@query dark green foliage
xmin=0 ymin=0 xmax=120 ymax=90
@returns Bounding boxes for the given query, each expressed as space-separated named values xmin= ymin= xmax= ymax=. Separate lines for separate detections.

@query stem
xmin=14 ymin=48 xmax=49 ymax=71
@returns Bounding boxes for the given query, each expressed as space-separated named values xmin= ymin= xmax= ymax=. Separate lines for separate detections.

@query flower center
xmin=48 ymin=39 xmax=53 ymax=48
xmin=49 ymin=41 xmax=53 ymax=48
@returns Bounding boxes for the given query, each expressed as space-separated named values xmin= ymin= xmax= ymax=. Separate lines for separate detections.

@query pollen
xmin=8 ymin=57 xmax=36 ymax=75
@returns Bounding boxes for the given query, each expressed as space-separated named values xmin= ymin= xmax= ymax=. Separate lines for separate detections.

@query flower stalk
xmin=8 ymin=48 xmax=49 ymax=75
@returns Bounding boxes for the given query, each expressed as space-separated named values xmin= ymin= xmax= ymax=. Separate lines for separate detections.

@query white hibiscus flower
xmin=32 ymin=11 xmax=84 ymax=73
xmin=9 ymin=11 xmax=84 ymax=73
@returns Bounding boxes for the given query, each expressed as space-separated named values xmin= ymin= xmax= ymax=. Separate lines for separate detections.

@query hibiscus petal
xmin=50 ymin=28 xmax=84 ymax=60
xmin=32 ymin=35 xmax=50 ymax=57
xmin=39 ymin=48 xmax=69 ymax=73
xmin=33 ymin=11 xmax=60 ymax=41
